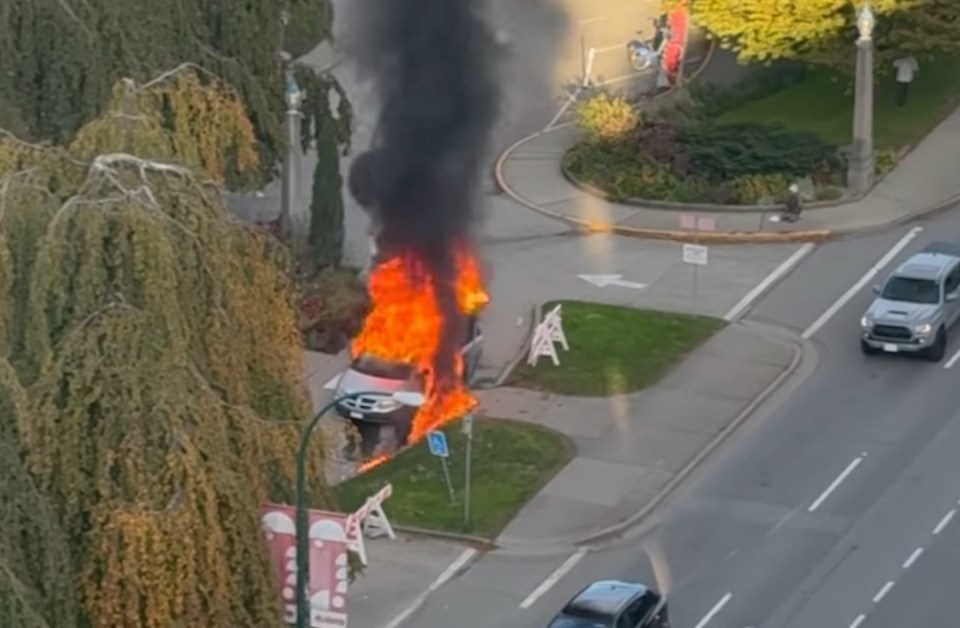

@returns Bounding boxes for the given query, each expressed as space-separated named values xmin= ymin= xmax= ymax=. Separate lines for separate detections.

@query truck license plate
xmin=882 ymin=343 xmax=899 ymax=353
xmin=350 ymin=411 xmax=363 ymax=419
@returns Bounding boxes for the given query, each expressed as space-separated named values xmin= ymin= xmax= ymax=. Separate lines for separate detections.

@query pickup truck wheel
xmin=860 ymin=339 xmax=879 ymax=355
xmin=925 ymin=329 xmax=947 ymax=362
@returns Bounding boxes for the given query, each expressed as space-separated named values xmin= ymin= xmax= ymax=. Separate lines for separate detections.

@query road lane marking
xmin=724 ymin=243 xmax=816 ymax=321
xmin=872 ymin=580 xmax=895 ymax=603
xmin=902 ymin=547 xmax=924 ymax=569
xmin=519 ymin=549 xmax=587 ymax=609
xmin=933 ymin=508 xmax=955 ymax=535
xmin=808 ymin=456 xmax=864 ymax=512
xmin=848 ymin=614 xmax=867 ymax=628
xmin=382 ymin=548 xmax=477 ymax=628
xmin=692 ymin=592 xmax=732 ymax=628
xmin=578 ymin=16 xmax=606 ymax=24
xmin=802 ymin=227 xmax=923 ymax=339
xmin=944 ymin=347 xmax=960 ymax=369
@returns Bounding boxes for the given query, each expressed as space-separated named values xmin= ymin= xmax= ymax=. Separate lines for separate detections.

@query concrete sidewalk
xmin=497 ymin=103 xmax=960 ymax=242
xmin=475 ymin=320 xmax=801 ymax=548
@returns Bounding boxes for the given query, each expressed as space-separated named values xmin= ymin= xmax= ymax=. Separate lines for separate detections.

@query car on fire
xmin=333 ymin=315 xmax=483 ymax=444
xmin=548 ymin=580 xmax=670 ymax=628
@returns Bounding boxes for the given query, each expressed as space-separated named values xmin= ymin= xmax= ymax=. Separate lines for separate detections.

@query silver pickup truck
xmin=860 ymin=241 xmax=960 ymax=361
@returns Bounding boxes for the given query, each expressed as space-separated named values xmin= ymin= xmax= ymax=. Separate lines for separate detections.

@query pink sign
xmin=261 ymin=504 xmax=351 ymax=627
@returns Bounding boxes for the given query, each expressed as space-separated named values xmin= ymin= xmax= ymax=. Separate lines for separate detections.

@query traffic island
xmin=335 ymin=417 xmax=573 ymax=539
xmin=508 ymin=300 xmax=725 ymax=396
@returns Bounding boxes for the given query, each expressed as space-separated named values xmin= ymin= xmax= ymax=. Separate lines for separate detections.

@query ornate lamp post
xmin=279 ymin=50 xmax=304 ymax=247
xmin=848 ymin=3 xmax=876 ymax=196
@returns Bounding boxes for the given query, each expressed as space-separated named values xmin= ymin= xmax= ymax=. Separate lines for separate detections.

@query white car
xmin=334 ymin=316 xmax=483 ymax=445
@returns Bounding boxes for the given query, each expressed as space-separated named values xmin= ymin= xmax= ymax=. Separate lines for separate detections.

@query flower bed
xmin=565 ymin=93 xmax=846 ymax=205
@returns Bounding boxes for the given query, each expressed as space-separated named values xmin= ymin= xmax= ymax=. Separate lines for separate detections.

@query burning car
xmin=336 ymin=248 xmax=488 ymax=455
xmin=334 ymin=314 xmax=483 ymax=444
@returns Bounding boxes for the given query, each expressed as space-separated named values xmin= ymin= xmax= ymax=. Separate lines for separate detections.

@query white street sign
xmin=682 ymin=244 xmax=708 ymax=266
xmin=577 ymin=274 xmax=648 ymax=290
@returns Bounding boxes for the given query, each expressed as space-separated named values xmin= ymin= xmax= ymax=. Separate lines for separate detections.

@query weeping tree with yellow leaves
xmin=0 ymin=68 xmax=337 ymax=627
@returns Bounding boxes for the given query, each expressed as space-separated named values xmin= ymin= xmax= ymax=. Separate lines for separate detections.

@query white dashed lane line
xmin=844 ymin=498 xmax=960 ymax=628
xmin=691 ymin=592 xmax=732 ymax=628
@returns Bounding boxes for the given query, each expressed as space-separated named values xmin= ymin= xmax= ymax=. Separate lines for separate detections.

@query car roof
xmin=564 ymin=581 xmax=647 ymax=618
xmin=895 ymin=253 xmax=955 ymax=280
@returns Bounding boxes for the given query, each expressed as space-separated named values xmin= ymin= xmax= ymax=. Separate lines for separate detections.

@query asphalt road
xmin=397 ymin=208 xmax=960 ymax=628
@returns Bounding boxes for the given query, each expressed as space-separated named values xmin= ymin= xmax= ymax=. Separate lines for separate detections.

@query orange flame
xmin=358 ymin=454 xmax=390 ymax=473
xmin=351 ymin=247 xmax=488 ymax=445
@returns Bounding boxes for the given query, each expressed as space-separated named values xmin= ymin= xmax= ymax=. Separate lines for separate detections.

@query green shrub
xmin=874 ymin=147 xmax=898 ymax=176
xmin=677 ymin=122 xmax=839 ymax=181
xmin=729 ymin=173 xmax=791 ymax=204
xmin=565 ymin=141 xmax=683 ymax=201
xmin=631 ymin=121 xmax=690 ymax=176
xmin=815 ymin=185 xmax=845 ymax=201
xmin=298 ymin=266 xmax=368 ymax=354
xmin=575 ymin=93 xmax=640 ymax=141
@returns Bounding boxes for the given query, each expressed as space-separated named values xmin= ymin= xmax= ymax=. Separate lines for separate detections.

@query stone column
xmin=848 ymin=36 xmax=875 ymax=196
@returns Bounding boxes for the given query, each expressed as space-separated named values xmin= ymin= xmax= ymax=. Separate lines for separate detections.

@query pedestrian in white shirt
xmin=893 ymin=55 xmax=919 ymax=106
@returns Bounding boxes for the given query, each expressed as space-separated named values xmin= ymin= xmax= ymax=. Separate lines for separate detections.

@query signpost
xmin=462 ymin=414 xmax=475 ymax=526
xmin=679 ymin=215 xmax=713 ymax=313
xmin=428 ymin=431 xmax=455 ymax=502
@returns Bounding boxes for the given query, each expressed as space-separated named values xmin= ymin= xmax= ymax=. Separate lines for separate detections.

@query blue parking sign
xmin=427 ymin=431 xmax=449 ymax=458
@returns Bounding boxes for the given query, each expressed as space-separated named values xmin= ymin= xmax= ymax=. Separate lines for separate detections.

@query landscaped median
xmin=509 ymin=300 xmax=725 ymax=396
xmin=565 ymin=55 xmax=960 ymax=207
xmin=335 ymin=418 xmax=573 ymax=538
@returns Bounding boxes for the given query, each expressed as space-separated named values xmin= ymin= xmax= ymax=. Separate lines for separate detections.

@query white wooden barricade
xmin=527 ymin=304 xmax=570 ymax=367
xmin=345 ymin=483 xmax=396 ymax=565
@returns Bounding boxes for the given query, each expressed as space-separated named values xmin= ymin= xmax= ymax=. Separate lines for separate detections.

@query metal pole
xmin=280 ymin=104 xmax=299 ymax=242
xmin=295 ymin=400 xmax=334 ymax=628
xmin=848 ymin=36 xmax=875 ymax=195
xmin=439 ymin=457 xmax=455 ymax=502
xmin=463 ymin=416 xmax=473 ymax=526
xmin=295 ymin=390 xmax=390 ymax=628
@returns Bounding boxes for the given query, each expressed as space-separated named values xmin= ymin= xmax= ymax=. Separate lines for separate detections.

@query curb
xmin=493 ymin=321 xmax=806 ymax=552
xmin=573 ymin=323 xmax=806 ymax=548
xmin=392 ymin=524 xmax=496 ymax=549
xmin=475 ymin=303 xmax=540 ymax=390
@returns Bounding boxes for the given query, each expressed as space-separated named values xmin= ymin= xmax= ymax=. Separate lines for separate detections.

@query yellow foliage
xmin=69 ymin=68 xmax=260 ymax=186
xmin=684 ymin=0 xmax=922 ymax=63
xmin=575 ymin=93 xmax=640 ymax=141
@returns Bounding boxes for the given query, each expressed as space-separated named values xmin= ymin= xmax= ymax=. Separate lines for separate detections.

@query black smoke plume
xmin=348 ymin=0 xmax=501 ymax=390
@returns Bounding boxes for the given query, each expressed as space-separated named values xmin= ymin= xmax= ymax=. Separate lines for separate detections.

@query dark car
xmin=548 ymin=581 xmax=670 ymax=628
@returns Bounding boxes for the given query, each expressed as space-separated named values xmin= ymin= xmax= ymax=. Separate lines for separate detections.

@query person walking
xmin=893 ymin=55 xmax=919 ymax=106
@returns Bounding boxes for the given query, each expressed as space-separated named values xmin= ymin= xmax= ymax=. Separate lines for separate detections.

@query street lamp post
xmin=848 ymin=4 xmax=876 ymax=195
xmin=294 ymin=390 xmax=424 ymax=628
xmin=280 ymin=52 xmax=304 ymax=248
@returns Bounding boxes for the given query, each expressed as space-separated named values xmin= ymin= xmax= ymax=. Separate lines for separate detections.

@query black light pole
xmin=294 ymin=390 xmax=424 ymax=628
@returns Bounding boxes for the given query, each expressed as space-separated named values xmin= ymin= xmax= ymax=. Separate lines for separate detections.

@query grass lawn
xmin=508 ymin=300 xmax=724 ymax=397
xmin=717 ymin=55 xmax=960 ymax=151
xmin=335 ymin=417 xmax=573 ymax=538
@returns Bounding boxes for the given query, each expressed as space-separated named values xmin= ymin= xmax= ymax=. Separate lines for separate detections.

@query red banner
xmin=662 ymin=2 xmax=690 ymax=84
xmin=261 ymin=503 xmax=351 ymax=627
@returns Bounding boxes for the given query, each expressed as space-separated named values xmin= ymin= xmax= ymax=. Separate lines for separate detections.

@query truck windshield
xmin=881 ymin=277 xmax=940 ymax=304
xmin=352 ymin=356 xmax=415 ymax=380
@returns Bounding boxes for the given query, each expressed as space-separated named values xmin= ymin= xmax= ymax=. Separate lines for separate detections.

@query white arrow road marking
xmin=578 ymin=274 xmax=648 ymax=290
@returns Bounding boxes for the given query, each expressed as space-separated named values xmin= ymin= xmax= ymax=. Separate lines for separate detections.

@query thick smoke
xmin=348 ymin=0 xmax=501 ymax=383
